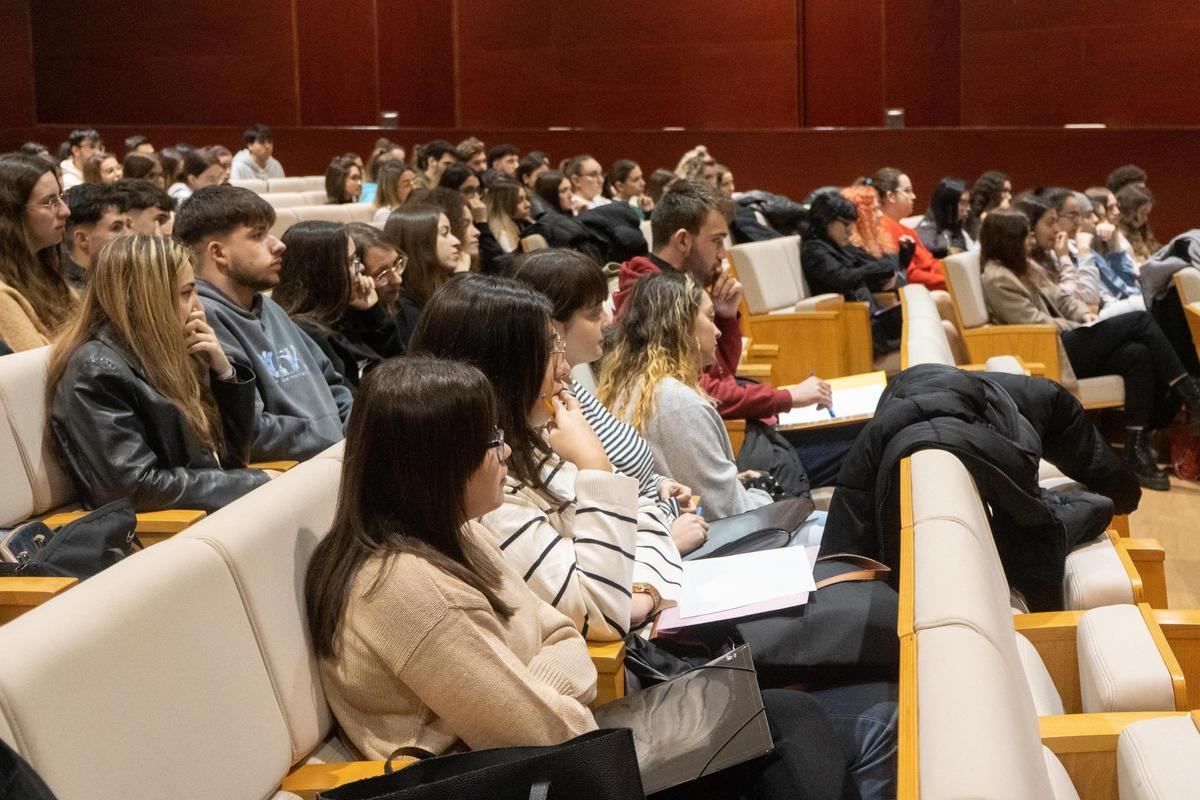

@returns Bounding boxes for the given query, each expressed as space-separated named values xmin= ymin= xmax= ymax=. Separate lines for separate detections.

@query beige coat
xmin=981 ymin=260 xmax=1089 ymax=387
xmin=0 ymin=281 xmax=52 ymax=352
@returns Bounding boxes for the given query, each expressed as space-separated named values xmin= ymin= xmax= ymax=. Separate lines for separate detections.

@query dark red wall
xmin=0 ymin=0 xmax=36 ymax=130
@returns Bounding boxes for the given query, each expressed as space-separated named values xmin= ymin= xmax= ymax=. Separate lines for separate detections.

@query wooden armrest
xmin=1015 ymin=610 xmax=1086 ymax=713
xmin=872 ymin=292 xmax=899 ymax=307
xmin=248 ymin=460 xmax=300 ymax=472
xmin=1041 ymin=710 xmax=1190 ymax=795
xmin=588 ymin=639 xmax=626 ymax=707
xmin=1111 ymin=514 xmax=1131 ymax=538
xmin=279 ymin=758 xmax=414 ymax=799
xmin=961 ymin=325 xmax=1061 ymax=381
xmin=42 ymin=509 xmax=206 ymax=546
xmin=735 ymin=363 xmax=773 ymax=380
xmin=0 ymin=576 xmax=77 ymax=624
xmin=1120 ymin=537 xmax=1167 ymax=609
xmin=748 ymin=343 xmax=780 ymax=359
xmin=1136 ymin=603 xmax=1188 ymax=710
xmin=1152 ymin=610 xmax=1200 ymax=705
xmin=725 ymin=419 xmax=747 ymax=457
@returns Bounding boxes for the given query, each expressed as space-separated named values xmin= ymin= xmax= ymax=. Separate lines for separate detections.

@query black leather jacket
xmin=50 ymin=326 xmax=270 ymax=513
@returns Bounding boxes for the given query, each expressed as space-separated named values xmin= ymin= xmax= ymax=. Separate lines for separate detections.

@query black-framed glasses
xmin=487 ymin=426 xmax=505 ymax=456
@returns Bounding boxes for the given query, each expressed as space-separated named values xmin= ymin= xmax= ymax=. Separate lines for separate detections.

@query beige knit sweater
xmin=319 ymin=521 xmax=598 ymax=760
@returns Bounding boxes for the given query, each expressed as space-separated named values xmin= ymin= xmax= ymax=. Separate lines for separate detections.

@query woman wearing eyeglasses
xmin=0 ymin=153 xmax=78 ymax=351
xmin=409 ymin=273 xmax=646 ymax=641
xmin=273 ymin=221 xmax=404 ymax=390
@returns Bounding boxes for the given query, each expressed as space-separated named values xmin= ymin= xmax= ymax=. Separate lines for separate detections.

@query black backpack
xmin=0 ymin=499 xmax=139 ymax=580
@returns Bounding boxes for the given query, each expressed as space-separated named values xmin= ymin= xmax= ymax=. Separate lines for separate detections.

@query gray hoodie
xmin=198 ymin=280 xmax=353 ymax=461
xmin=230 ymin=148 xmax=285 ymax=181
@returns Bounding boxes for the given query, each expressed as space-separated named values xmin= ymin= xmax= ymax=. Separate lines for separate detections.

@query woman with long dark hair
xmin=915 ymin=177 xmax=972 ymax=257
xmin=980 ymin=209 xmax=1200 ymax=490
xmin=0 ymin=152 xmax=76 ymax=349
xmin=273 ymin=221 xmax=401 ymax=388
xmin=325 ymin=155 xmax=363 ymax=205
xmin=965 ymin=169 xmax=1011 ymax=240
xmin=382 ymin=204 xmax=460 ymax=347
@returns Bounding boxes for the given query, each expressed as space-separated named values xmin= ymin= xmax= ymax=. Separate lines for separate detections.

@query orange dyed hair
xmin=840 ymin=184 xmax=893 ymax=257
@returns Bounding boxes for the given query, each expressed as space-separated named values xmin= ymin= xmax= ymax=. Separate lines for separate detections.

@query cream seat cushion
xmin=264 ymin=192 xmax=310 ymax=209
xmin=1077 ymin=375 xmax=1126 ymax=407
xmin=231 ymin=177 xmax=268 ymax=193
xmin=266 ymin=176 xmax=313 ymax=193
xmin=730 ymin=237 xmax=804 ymax=314
xmin=1015 ymin=631 xmax=1066 ymax=716
xmin=1117 ymin=715 xmax=1200 ymax=800
xmin=1077 ymin=604 xmax=1176 ymax=713
xmin=1064 ymin=536 xmax=1135 ymax=610
xmin=944 ymin=251 xmax=988 ymax=328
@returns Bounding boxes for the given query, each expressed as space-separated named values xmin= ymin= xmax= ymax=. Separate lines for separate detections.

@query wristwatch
xmin=632 ymin=582 xmax=663 ymax=617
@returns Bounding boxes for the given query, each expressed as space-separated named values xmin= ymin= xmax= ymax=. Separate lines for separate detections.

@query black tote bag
xmin=317 ymin=728 xmax=643 ymax=800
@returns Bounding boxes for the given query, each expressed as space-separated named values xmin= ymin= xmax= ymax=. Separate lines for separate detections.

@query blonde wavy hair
xmin=674 ymin=145 xmax=716 ymax=183
xmin=598 ymin=271 xmax=709 ymax=431
xmin=47 ymin=234 xmax=224 ymax=453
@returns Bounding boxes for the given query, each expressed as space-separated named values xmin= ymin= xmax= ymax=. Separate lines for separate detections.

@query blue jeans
xmin=809 ymin=682 xmax=898 ymax=800
xmin=684 ymin=511 xmax=826 ymax=560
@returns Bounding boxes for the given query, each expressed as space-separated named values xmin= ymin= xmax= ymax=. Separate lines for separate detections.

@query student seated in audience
xmin=346 ymin=222 xmax=405 ymax=323
xmin=646 ymin=168 xmax=677 ymax=204
xmin=230 ymin=123 xmax=285 ymax=181
xmin=412 ymin=187 xmax=481 ymax=273
xmin=1016 ymin=192 xmax=1100 ymax=309
xmin=124 ymin=134 xmax=154 ymax=156
xmin=802 ymin=189 xmax=906 ymax=358
xmin=273 ymin=221 xmax=401 ymax=390
xmin=674 ymin=145 xmax=718 ymax=186
xmin=715 ymin=164 xmax=735 ymax=199
xmin=965 ymin=169 xmax=1011 ymax=241
xmin=872 ymin=167 xmax=946 ymax=289
xmin=47 ymin=234 xmax=273 ymax=512
xmin=979 ymin=209 xmax=1200 ymax=490
xmin=113 ymin=178 xmax=174 ymax=236
xmin=564 ymin=154 xmax=610 ymax=213
xmin=122 ymin=152 xmax=166 ymax=189
xmin=414 ymin=139 xmax=459 ymax=190
xmin=616 ymin=180 xmax=830 ymax=423
xmin=843 ymin=184 xmax=909 ymax=289
xmin=169 ymin=148 xmax=224 ymax=205
xmin=532 ymin=170 xmax=574 ymax=219
xmin=486 ymin=144 xmax=520 ymax=179
xmin=1107 ymin=163 xmax=1147 ymax=196
xmin=19 ymin=142 xmax=51 ymax=159
xmin=1117 ymin=183 xmax=1159 ymax=265
xmin=486 ymin=178 xmax=533 ymax=253
xmin=363 ymin=139 xmax=405 ymax=192
xmin=82 ymin=152 xmax=122 ymax=185
xmin=157 ymin=147 xmax=184 ymax=188
xmin=456 ymin=136 xmax=487 ymax=174
xmin=408 ymin=273 xmax=643 ymax=638
xmin=324 ymin=155 xmax=363 ymax=204
xmin=1085 ymin=186 xmax=1142 ymax=306
xmin=517 ymin=153 xmax=549 ymax=201
xmin=175 ymin=186 xmax=353 ymax=460
xmin=606 ymin=159 xmax=654 ymax=219
xmin=506 ymin=248 xmax=707 ymax=557
xmin=601 ymin=271 xmax=828 ymax=539
xmin=307 ymin=356 xmax=861 ymax=800
xmin=0 ymin=153 xmax=78 ymax=350
xmin=915 ymin=177 xmax=973 ymax=257
xmin=59 ymin=128 xmax=100 ymax=189
xmin=383 ymin=204 xmax=461 ymax=347
xmin=62 ymin=183 xmax=129 ymax=289
xmin=208 ymin=145 xmax=233 ymax=184
xmin=370 ymin=159 xmax=416 ymax=225
xmin=437 ymin=163 xmax=486 ymax=230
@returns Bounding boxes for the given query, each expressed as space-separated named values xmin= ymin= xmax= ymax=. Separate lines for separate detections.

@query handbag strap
xmin=384 ymin=745 xmax=435 ymax=773
xmin=814 ymin=553 xmax=891 ymax=590
xmin=529 ymin=781 xmax=551 ymax=800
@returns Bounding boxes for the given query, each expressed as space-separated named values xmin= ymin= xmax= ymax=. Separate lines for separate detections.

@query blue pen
xmin=810 ymin=371 xmax=836 ymax=418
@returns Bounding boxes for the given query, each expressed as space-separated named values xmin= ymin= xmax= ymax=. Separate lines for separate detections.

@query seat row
xmin=268 ymin=203 xmax=377 ymax=237
xmin=231 ymin=175 xmax=327 ymax=194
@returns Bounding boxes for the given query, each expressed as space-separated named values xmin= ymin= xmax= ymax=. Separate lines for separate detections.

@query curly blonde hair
xmin=674 ymin=145 xmax=716 ymax=183
xmin=598 ymin=271 xmax=710 ymax=431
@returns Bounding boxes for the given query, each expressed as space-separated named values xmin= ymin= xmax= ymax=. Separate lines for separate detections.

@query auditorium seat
xmin=900 ymin=284 xmax=1165 ymax=610
xmin=900 ymin=214 xmax=923 ymax=229
xmin=231 ymin=178 xmax=269 ymax=193
xmin=267 ymin=176 xmax=323 ymax=193
xmin=899 ymin=449 xmax=1193 ymax=798
xmin=1174 ymin=267 xmax=1200 ymax=365
xmin=1116 ymin=714 xmax=1200 ymax=798
xmin=263 ymin=192 xmax=311 ymax=209
xmin=269 ymin=205 xmax=376 ymax=237
xmin=944 ymin=251 xmax=1125 ymax=411
xmin=0 ymin=443 xmax=626 ymax=799
xmin=639 ymin=219 xmax=652 ymax=248
xmin=728 ymin=235 xmax=880 ymax=382
xmin=301 ymin=189 xmax=330 ymax=205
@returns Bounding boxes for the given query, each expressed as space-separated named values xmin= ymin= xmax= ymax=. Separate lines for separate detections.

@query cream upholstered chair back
xmin=944 ymin=250 xmax=989 ymax=329
xmin=728 ymin=236 xmax=804 ymax=315
xmin=231 ymin=178 xmax=268 ymax=193
xmin=267 ymin=176 xmax=316 ymax=193
xmin=0 ymin=537 xmax=297 ymax=799
xmin=271 ymin=205 xmax=375 ymax=237
xmin=639 ymin=219 xmax=652 ymax=249
xmin=263 ymin=192 xmax=310 ymax=209
xmin=0 ymin=346 xmax=77 ymax=523
xmin=909 ymin=449 xmax=1071 ymax=798
xmin=301 ymin=189 xmax=330 ymax=205
xmin=900 ymin=284 xmax=955 ymax=368
xmin=1176 ymin=266 xmax=1200 ymax=304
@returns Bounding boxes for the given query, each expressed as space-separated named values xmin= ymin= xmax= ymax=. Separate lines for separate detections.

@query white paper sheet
xmin=678 ymin=546 xmax=817 ymax=619
xmin=777 ymin=383 xmax=885 ymax=426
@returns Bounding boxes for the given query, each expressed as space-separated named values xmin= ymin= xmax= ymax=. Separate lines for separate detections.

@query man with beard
xmin=174 ymin=186 xmax=353 ymax=460
xmin=613 ymin=180 xmax=830 ymax=421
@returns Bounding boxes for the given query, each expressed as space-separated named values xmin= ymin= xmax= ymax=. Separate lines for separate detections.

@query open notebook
xmin=776 ymin=371 xmax=887 ymax=429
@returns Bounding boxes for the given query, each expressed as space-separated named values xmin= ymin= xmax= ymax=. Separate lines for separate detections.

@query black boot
xmin=1172 ymin=374 xmax=1200 ymax=435
xmin=1124 ymin=428 xmax=1170 ymax=491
